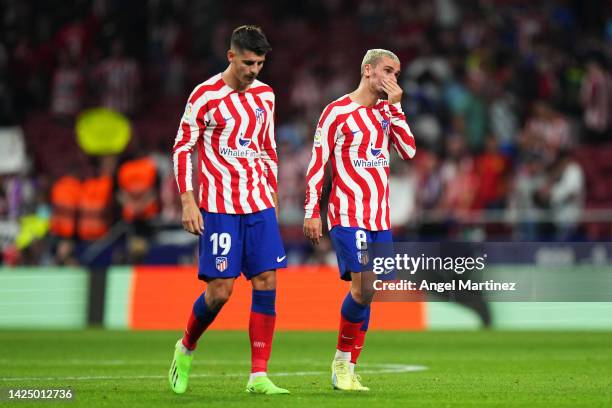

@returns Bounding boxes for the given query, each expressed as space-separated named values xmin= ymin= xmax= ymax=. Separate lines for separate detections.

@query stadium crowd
xmin=0 ymin=0 xmax=611 ymax=266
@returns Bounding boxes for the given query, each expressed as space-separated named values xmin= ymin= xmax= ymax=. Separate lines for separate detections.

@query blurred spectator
xmin=580 ymin=54 xmax=612 ymax=142
xmin=49 ymin=173 xmax=81 ymax=239
xmin=519 ymin=101 xmax=573 ymax=166
xmin=50 ymin=51 xmax=84 ymax=119
xmin=77 ymin=156 xmax=115 ymax=242
xmin=508 ymin=153 xmax=547 ymax=240
xmin=290 ymin=66 xmax=322 ymax=125
xmin=488 ymin=85 xmax=519 ymax=153
xmin=473 ymin=137 xmax=509 ymax=210
xmin=117 ymin=155 xmax=160 ymax=263
xmin=389 ymin=160 xmax=417 ymax=237
xmin=94 ymin=39 xmax=141 ymax=116
xmin=547 ymin=151 xmax=585 ymax=240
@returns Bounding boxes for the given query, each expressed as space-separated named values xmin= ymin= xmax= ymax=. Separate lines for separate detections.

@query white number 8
xmin=210 ymin=233 xmax=231 ymax=255
xmin=355 ymin=230 xmax=367 ymax=250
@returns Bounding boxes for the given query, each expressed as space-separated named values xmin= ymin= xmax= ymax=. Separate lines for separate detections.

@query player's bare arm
xmin=271 ymin=192 xmax=279 ymax=219
xmin=180 ymin=191 xmax=203 ymax=235
xmin=303 ymin=217 xmax=322 ymax=245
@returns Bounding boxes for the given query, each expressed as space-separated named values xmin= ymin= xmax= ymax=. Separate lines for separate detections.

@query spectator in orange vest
xmin=117 ymin=156 xmax=160 ymax=223
xmin=50 ymin=174 xmax=81 ymax=239
xmin=77 ymin=156 xmax=116 ymax=241
xmin=117 ymin=156 xmax=160 ymax=263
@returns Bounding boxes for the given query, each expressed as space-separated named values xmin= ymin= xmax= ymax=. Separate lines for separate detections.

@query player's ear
xmin=227 ymin=49 xmax=235 ymax=63
xmin=363 ymin=64 xmax=372 ymax=78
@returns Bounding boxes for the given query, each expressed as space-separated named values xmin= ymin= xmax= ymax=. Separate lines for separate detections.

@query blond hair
xmin=360 ymin=49 xmax=400 ymax=75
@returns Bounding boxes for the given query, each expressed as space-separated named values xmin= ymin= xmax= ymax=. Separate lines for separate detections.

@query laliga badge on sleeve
xmin=313 ymin=128 xmax=322 ymax=147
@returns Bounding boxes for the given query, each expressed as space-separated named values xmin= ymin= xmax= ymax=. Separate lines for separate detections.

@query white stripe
xmin=245 ymin=93 xmax=270 ymax=210
xmin=0 ymin=364 xmax=427 ymax=382
xmin=305 ymin=101 xmax=356 ymax=218
xmin=334 ymin=123 xmax=365 ymax=228
xmin=367 ymin=108 xmax=391 ymax=230
xmin=197 ymin=85 xmax=233 ymax=211
xmin=172 ymin=86 xmax=212 ymax=192
xmin=352 ymin=112 xmax=382 ymax=230
xmin=212 ymin=102 xmax=237 ymax=213
xmin=229 ymin=94 xmax=255 ymax=213
xmin=389 ymin=104 xmax=416 ymax=158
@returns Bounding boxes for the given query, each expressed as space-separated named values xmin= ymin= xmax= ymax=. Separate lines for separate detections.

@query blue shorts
xmin=329 ymin=226 xmax=393 ymax=281
xmin=198 ymin=208 xmax=287 ymax=280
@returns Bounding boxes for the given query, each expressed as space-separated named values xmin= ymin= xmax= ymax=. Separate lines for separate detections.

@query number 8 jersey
xmin=304 ymin=95 xmax=416 ymax=231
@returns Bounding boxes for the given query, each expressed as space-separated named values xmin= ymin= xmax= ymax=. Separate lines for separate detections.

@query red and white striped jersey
xmin=173 ymin=73 xmax=278 ymax=214
xmin=304 ymin=95 xmax=416 ymax=231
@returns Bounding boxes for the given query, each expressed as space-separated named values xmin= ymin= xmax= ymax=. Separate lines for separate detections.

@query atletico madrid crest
xmin=215 ymin=257 xmax=228 ymax=272
xmin=255 ymin=107 xmax=265 ymax=124
xmin=357 ymin=250 xmax=369 ymax=266
xmin=381 ymin=119 xmax=390 ymax=137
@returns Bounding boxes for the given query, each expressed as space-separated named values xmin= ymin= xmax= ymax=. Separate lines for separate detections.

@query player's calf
xmin=350 ymin=271 xmax=377 ymax=305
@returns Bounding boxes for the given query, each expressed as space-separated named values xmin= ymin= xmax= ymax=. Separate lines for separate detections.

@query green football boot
xmin=169 ymin=340 xmax=193 ymax=394
xmin=246 ymin=376 xmax=290 ymax=395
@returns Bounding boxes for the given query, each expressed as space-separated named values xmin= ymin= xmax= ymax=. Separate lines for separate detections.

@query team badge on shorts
xmin=215 ymin=257 xmax=228 ymax=272
xmin=357 ymin=250 xmax=369 ymax=266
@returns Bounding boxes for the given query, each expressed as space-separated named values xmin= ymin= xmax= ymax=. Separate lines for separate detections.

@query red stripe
xmin=343 ymin=117 xmax=372 ymax=229
xmin=173 ymin=78 xmax=225 ymax=194
xmin=364 ymin=108 xmax=389 ymax=230
xmin=197 ymin=98 xmax=226 ymax=211
xmin=385 ymin=182 xmax=391 ymax=228
xmin=232 ymin=94 xmax=259 ymax=212
xmin=318 ymin=96 xmax=352 ymax=128
xmin=197 ymin=141 xmax=208 ymax=209
xmin=189 ymin=77 xmax=225 ymax=106
xmin=249 ymin=84 xmax=273 ymax=96
xmin=209 ymin=108 xmax=230 ymax=212
xmin=338 ymin=126 xmax=363 ymax=227
xmin=304 ymin=97 xmax=353 ymax=215
xmin=222 ymin=96 xmax=246 ymax=213
xmin=250 ymin=93 xmax=274 ymax=209
xmin=174 ymin=121 xmax=196 ymax=193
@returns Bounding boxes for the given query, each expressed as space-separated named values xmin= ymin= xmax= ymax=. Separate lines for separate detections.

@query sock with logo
xmin=336 ymin=292 xmax=367 ymax=358
xmin=181 ymin=292 xmax=220 ymax=351
xmin=250 ymin=289 xmax=276 ymax=374
xmin=350 ymin=305 xmax=370 ymax=372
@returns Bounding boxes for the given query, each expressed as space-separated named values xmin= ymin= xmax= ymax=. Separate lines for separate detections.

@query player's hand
xmin=382 ymin=78 xmax=403 ymax=105
xmin=180 ymin=192 xmax=204 ymax=236
xmin=303 ymin=217 xmax=322 ymax=245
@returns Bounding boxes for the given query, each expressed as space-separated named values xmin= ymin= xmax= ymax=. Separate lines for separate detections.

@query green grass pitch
xmin=0 ymin=330 xmax=610 ymax=407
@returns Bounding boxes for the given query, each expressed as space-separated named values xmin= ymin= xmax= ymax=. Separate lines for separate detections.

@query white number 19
xmin=210 ymin=233 xmax=231 ymax=255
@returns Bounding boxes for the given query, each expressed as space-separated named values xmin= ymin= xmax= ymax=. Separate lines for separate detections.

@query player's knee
xmin=351 ymin=285 xmax=374 ymax=305
xmin=251 ymin=270 xmax=276 ymax=290
xmin=206 ymin=283 xmax=234 ymax=307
